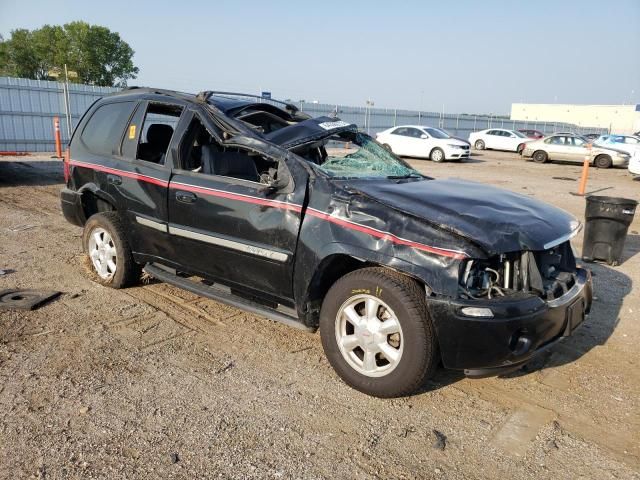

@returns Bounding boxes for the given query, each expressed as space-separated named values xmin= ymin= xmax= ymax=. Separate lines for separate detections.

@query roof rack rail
xmin=196 ymin=90 xmax=299 ymax=112
xmin=119 ymin=86 xmax=193 ymax=97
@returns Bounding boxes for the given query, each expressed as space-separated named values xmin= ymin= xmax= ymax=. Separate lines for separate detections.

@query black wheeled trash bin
xmin=582 ymin=196 xmax=637 ymax=266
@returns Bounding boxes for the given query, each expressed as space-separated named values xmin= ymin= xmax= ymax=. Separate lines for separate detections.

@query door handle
xmin=176 ymin=190 xmax=197 ymax=204
xmin=107 ymin=174 xmax=122 ymax=185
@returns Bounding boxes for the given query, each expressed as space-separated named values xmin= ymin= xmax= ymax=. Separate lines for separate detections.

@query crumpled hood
xmin=352 ymin=178 xmax=578 ymax=255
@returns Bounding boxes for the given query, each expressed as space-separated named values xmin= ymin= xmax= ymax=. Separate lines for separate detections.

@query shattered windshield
xmin=313 ymin=132 xmax=422 ymax=179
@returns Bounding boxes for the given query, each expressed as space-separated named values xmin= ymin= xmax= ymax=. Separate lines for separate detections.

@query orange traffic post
xmin=53 ymin=116 xmax=63 ymax=158
xmin=577 ymin=143 xmax=592 ymax=196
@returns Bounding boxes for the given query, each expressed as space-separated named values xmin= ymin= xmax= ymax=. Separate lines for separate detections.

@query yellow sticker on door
xmin=128 ymin=125 xmax=136 ymax=139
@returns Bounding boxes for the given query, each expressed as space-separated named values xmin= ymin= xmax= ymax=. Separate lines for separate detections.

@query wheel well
xmin=302 ymin=254 xmax=426 ymax=327
xmin=81 ymin=191 xmax=115 ymax=222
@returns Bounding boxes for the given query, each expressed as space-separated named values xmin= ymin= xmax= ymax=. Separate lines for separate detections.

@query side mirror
xmin=260 ymin=161 xmax=291 ymax=193
xmin=267 ymin=174 xmax=290 ymax=190
xmin=420 ymin=134 xmax=428 ymax=139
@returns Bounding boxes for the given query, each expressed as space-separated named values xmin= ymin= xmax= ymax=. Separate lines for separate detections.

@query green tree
xmin=0 ymin=21 xmax=139 ymax=87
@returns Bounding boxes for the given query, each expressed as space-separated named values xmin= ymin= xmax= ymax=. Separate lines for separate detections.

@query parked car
xmin=469 ymin=128 xmax=531 ymax=153
xmin=518 ymin=129 xmax=544 ymax=139
xmin=521 ymin=134 xmax=630 ymax=168
xmin=594 ymin=134 xmax=640 ymax=156
xmin=583 ymin=133 xmax=601 ymax=142
xmin=60 ymin=88 xmax=593 ymax=398
xmin=375 ymin=125 xmax=470 ymax=161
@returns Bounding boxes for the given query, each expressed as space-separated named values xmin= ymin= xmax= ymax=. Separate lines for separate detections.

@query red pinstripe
xmin=170 ymin=182 xmax=303 ymax=213
xmin=70 ymin=160 xmax=169 ymax=187
xmin=71 ymin=160 xmax=467 ymax=259
xmin=305 ymin=208 xmax=467 ymax=259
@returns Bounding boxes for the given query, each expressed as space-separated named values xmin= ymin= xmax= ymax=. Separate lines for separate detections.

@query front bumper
xmin=443 ymin=146 xmax=470 ymax=160
xmin=428 ymin=267 xmax=592 ymax=376
xmin=612 ymin=155 xmax=630 ymax=167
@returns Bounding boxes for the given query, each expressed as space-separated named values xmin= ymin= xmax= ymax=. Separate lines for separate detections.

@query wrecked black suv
xmin=60 ymin=88 xmax=593 ymax=397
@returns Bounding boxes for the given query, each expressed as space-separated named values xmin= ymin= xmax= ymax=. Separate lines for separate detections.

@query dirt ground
xmin=0 ymin=151 xmax=638 ymax=480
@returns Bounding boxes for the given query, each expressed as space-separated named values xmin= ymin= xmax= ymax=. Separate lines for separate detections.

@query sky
xmin=1 ymin=0 xmax=639 ymax=114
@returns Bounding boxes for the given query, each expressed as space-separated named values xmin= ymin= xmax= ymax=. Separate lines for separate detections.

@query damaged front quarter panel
xmin=292 ymin=174 xmax=488 ymax=326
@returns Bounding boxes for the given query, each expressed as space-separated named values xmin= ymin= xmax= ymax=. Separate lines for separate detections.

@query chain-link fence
xmin=0 ymin=76 xmax=608 ymax=152
xmin=297 ymin=102 xmax=609 ymax=139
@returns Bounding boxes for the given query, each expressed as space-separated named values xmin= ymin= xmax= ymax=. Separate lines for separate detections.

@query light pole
xmin=365 ymin=99 xmax=374 ymax=134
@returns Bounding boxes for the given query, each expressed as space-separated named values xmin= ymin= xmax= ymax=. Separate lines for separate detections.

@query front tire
xmin=474 ymin=140 xmax=485 ymax=150
xmin=430 ymin=147 xmax=445 ymax=162
xmin=594 ymin=154 xmax=612 ymax=168
xmin=320 ymin=267 xmax=437 ymax=398
xmin=82 ymin=212 xmax=141 ymax=289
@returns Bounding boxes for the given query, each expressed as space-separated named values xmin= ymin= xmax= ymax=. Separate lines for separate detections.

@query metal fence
xmin=297 ymin=102 xmax=609 ymax=139
xmin=0 ymin=76 xmax=607 ymax=152
xmin=0 ymin=77 xmax=118 ymax=152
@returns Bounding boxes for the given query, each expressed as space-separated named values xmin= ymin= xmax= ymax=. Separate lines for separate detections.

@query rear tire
xmin=474 ymin=140 xmax=485 ymax=150
xmin=320 ymin=267 xmax=438 ymax=398
xmin=532 ymin=150 xmax=548 ymax=163
xmin=594 ymin=154 xmax=612 ymax=169
xmin=430 ymin=147 xmax=445 ymax=162
xmin=82 ymin=212 xmax=141 ymax=289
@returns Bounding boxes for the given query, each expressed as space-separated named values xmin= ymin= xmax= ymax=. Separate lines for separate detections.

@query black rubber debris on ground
xmin=170 ymin=453 xmax=179 ymax=464
xmin=0 ymin=289 xmax=61 ymax=311
xmin=432 ymin=430 xmax=447 ymax=450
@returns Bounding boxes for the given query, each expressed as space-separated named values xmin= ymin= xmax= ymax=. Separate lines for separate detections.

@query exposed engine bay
xmin=460 ymin=241 xmax=577 ymax=301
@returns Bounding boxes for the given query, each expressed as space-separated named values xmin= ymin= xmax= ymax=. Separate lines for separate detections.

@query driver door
xmin=167 ymin=112 xmax=306 ymax=302
xmin=564 ymin=136 xmax=589 ymax=163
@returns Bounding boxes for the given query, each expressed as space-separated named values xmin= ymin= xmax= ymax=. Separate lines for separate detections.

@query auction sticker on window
xmin=318 ymin=120 xmax=351 ymax=131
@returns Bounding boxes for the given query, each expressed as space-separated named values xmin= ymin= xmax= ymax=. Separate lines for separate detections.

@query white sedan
xmin=469 ymin=128 xmax=531 ymax=153
xmin=375 ymin=126 xmax=470 ymax=161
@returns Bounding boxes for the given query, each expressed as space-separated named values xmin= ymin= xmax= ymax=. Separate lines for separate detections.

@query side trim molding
xmin=136 ymin=216 xmax=168 ymax=232
xmin=168 ymin=225 xmax=289 ymax=262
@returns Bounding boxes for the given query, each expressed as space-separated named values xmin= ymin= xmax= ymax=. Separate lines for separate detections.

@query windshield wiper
xmin=387 ymin=173 xmax=423 ymax=179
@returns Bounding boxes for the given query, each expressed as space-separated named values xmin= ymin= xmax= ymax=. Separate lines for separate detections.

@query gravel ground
xmin=0 ymin=151 xmax=638 ymax=479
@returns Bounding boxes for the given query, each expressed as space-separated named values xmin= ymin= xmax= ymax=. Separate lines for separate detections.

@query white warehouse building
xmin=510 ymin=103 xmax=640 ymax=135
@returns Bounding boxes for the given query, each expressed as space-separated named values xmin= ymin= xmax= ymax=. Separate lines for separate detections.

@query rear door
xmin=113 ymin=100 xmax=185 ymax=259
xmin=166 ymin=111 xmax=307 ymax=303
xmin=387 ymin=127 xmax=413 ymax=155
xmin=70 ymin=100 xmax=179 ymax=260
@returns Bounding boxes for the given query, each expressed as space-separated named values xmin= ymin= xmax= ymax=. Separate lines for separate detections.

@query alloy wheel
xmin=334 ymin=294 xmax=404 ymax=377
xmin=88 ymin=227 xmax=117 ymax=280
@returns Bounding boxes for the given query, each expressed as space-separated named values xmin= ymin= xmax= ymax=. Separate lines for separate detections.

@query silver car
xmin=522 ymin=134 xmax=630 ymax=168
